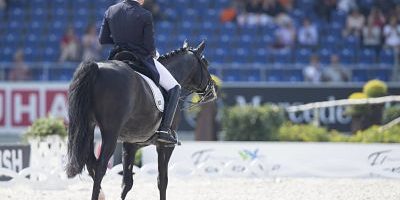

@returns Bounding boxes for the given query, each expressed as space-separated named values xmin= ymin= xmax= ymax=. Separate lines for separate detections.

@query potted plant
xmin=346 ymin=92 xmax=369 ymax=133
xmin=363 ymin=79 xmax=388 ymax=127
xmin=24 ymin=117 xmax=68 ymax=182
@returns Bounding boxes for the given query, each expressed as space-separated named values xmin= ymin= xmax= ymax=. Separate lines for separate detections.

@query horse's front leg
xmin=121 ymin=142 xmax=141 ymax=200
xmin=157 ymin=144 xmax=175 ymax=200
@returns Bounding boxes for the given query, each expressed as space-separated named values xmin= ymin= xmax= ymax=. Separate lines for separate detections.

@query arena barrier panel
xmin=142 ymin=142 xmax=400 ymax=178
xmin=1 ymin=142 xmax=399 ymax=188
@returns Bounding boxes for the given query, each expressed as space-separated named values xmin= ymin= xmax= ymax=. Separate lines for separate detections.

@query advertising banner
xmin=0 ymin=83 xmax=399 ymax=133
xmin=142 ymin=142 xmax=400 ymax=178
xmin=0 ymin=145 xmax=30 ymax=180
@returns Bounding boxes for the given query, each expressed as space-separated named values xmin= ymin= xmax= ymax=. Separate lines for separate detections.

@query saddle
xmin=113 ymin=50 xmax=166 ymax=112
xmin=113 ymin=51 xmax=159 ymax=85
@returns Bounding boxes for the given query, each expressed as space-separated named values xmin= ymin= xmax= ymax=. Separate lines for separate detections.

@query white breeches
xmin=153 ymin=58 xmax=180 ymax=91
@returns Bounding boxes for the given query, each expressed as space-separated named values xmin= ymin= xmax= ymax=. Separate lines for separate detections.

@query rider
xmin=99 ymin=0 xmax=180 ymax=144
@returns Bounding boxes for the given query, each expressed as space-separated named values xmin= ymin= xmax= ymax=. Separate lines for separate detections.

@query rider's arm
xmin=99 ymin=9 xmax=114 ymax=45
xmin=143 ymin=12 xmax=156 ymax=58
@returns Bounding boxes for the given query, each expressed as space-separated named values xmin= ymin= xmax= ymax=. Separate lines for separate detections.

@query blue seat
xmin=253 ymin=48 xmax=270 ymax=64
xmin=214 ymin=48 xmax=231 ymax=63
xmin=358 ymin=48 xmax=377 ymax=64
xmin=233 ymin=48 xmax=251 ymax=64
xmin=223 ymin=69 xmax=241 ymax=82
xmin=43 ymin=47 xmax=58 ymax=61
xmin=266 ymin=69 xmax=284 ymax=82
xmin=295 ymin=48 xmax=312 ymax=64
xmin=380 ymin=48 xmax=395 ymax=65
xmin=272 ymin=49 xmax=293 ymax=65
xmin=352 ymin=69 xmax=368 ymax=82
xmin=284 ymin=69 xmax=303 ymax=82
xmin=219 ymin=22 xmax=236 ymax=35
xmin=369 ymin=69 xmax=391 ymax=81
xmin=340 ymin=48 xmax=356 ymax=64
xmin=243 ymin=69 xmax=261 ymax=82
xmin=318 ymin=48 xmax=332 ymax=64
xmin=320 ymin=35 xmax=339 ymax=51
xmin=343 ymin=36 xmax=360 ymax=51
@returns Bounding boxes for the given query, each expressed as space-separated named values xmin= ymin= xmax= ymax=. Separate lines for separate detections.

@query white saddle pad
xmin=137 ymin=72 xmax=165 ymax=112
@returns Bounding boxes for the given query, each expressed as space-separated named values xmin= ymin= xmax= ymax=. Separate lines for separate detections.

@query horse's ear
xmin=183 ymin=40 xmax=189 ymax=49
xmin=195 ymin=40 xmax=206 ymax=55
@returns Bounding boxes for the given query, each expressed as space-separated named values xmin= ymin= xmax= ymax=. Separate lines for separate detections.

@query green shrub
xmin=363 ymin=79 xmax=388 ymax=98
xmin=24 ymin=117 xmax=67 ymax=139
xmin=346 ymin=92 xmax=368 ymax=117
xmin=278 ymin=123 xmax=338 ymax=142
xmin=383 ymin=106 xmax=400 ymax=124
xmin=222 ymin=104 xmax=285 ymax=141
xmin=331 ymin=125 xmax=400 ymax=143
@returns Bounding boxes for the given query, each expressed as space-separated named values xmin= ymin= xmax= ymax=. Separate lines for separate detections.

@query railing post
xmin=312 ymin=107 xmax=320 ymax=127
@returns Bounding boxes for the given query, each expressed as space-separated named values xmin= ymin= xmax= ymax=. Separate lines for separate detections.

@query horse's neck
xmin=164 ymin=63 xmax=187 ymax=87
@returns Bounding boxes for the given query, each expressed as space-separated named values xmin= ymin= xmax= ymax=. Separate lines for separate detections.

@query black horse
xmin=66 ymin=41 xmax=216 ymax=200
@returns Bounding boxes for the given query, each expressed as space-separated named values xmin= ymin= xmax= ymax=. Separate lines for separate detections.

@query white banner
xmin=142 ymin=142 xmax=400 ymax=178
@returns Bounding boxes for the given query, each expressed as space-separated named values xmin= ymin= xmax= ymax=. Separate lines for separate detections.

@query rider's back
xmin=101 ymin=1 xmax=155 ymax=59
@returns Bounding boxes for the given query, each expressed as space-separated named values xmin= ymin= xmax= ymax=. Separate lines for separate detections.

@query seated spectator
xmin=394 ymin=5 xmax=400 ymax=24
xmin=321 ymin=55 xmax=350 ymax=82
xmin=262 ymin=0 xmax=280 ymax=17
xmin=0 ymin=0 xmax=7 ymax=11
xmin=303 ymin=55 xmax=322 ymax=83
xmin=338 ymin=0 xmax=357 ymax=13
xmin=367 ymin=7 xmax=385 ymax=28
xmin=82 ymin=24 xmax=101 ymax=61
xmin=238 ymin=0 xmax=274 ymax=26
xmin=297 ymin=18 xmax=318 ymax=48
xmin=273 ymin=21 xmax=296 ymax=50
xmin=373 ymin=0 xmax=395 ymax=18
xmin=275 ymin=12 xmax=292 ymax=26
xmin=343 ymin=9 xmax=365 ymax=37
xmin=277 ymin=0 xmax=293 ymax=12
xmin=383 ymin=17 xmax=400 ymax=50
xmin=220 ymin=0 xmax=247 ymax=23
xmin=8 ymin=50 xmax=31 ymax=81
xmin=314 ymin=0 xmax=337 ymax=22
xmin=143 ymin=0 xmax=163 ymax=21
xmin=362 ymin=19 xmax=381 ymax=53
xmin=59 ymin=27 xmax=80 ymax=62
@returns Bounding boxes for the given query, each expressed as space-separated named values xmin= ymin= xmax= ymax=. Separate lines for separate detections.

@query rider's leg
xmin=153 ymin=59 xmax=181 ymax=144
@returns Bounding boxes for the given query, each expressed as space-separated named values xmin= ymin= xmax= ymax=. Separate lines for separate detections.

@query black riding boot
xmin=156 ymin=85 xmax=181 ymax=144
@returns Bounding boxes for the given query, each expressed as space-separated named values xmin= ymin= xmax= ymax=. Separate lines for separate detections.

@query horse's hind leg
xmin=157 ymin=144 xmax=175 ymax=200
xmin=91 ymin=129 xmax=118 ymax=200
xmin=121 ymin=142 xmax=141 ymax=200
xmin=86 ymin=125 xmax=97 ymax=180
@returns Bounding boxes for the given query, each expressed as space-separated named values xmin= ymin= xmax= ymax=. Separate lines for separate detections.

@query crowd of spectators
xmin=220 ymin=0 xmax=400 ymax=83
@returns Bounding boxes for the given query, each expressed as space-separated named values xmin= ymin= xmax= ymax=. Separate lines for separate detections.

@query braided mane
xmin=158 ymin=47 xmax=190 ymax=62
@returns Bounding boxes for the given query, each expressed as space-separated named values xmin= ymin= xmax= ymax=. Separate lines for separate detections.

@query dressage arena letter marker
xmin=11 ymin=90 xmax=40 ymax=126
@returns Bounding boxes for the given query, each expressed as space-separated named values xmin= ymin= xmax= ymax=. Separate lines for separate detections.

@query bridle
xmin=179 ymin=49 xmax=216 ymax=110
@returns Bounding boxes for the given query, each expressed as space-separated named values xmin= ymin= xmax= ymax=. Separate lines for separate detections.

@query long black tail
xmin=66 ymin=61 xmax=99 ymax=178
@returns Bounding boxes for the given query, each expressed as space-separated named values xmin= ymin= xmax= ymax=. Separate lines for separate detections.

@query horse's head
xmin=159 ymin=40 xmax=217 ymax=105
xmin=184 ymin=40 xmax=217 ymax=104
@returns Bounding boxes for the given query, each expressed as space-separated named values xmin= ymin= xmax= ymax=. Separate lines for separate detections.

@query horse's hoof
xmin=99 ymin=189 xmax=105 ymax=200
